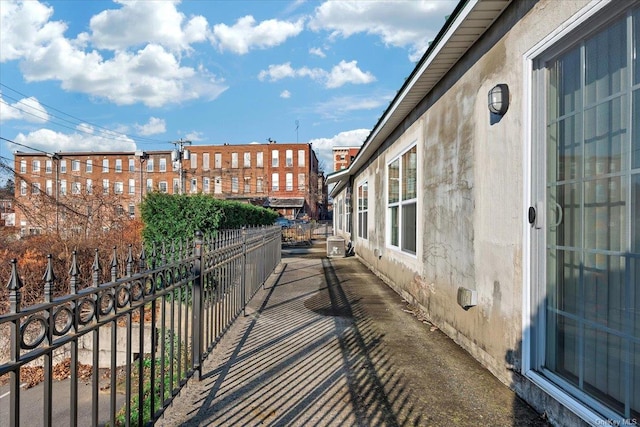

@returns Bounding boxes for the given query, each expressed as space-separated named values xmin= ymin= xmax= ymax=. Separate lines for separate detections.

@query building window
xmin=214 ymin=176 xmax=222 ymax=194
xmin=244 ymin=177 xmax=250 ymax=193
xmin=531 ymin=6 xmax=640 ymax=420
xmin=190 ymin=153 xmax=197 ymax=169
xmin=86 ymin=160 xmax=92 ymax=173
xmin=214 ymin=153 xmax=222 ymax=168
xmin=128 ymin=204 xmax=135 ymax=217
xmin=285 ymin=150 xmax=293 ymax=167
xmin=203 ymin=153 xmax=210 ymax=169
xmin=298 ymin=150 xmax=305 ymax=167
xmin=32 ymin=160 xmax=40 ymax=173
xmin=102 ymin=179 xmax=109 ymax=194
xmin=336 ymin=198 xmax=343 ymax=231
xmin=102 ymin=159 xmax=109 ymax=172
xmin=159 ymin=181 xmax=168 ymax=193
xmin=159 ymin=158 xmax=166 ymax=172
xmin=46 ymin=160 xmax=52 ymax=173
xmin=257 ymin=152 xmax=263 ymax=167
xmin=60 ymin=160 xmax=67 ymax=173
xmin=146 ymin=178 xmax=153 ymax=192
xmin=20 ymin=180 xmax=27 ymax=196
xmin=115 ymin=205 xmax=124 ymax=216
xmin=298 ymin=173 xmax=305 ymax=190
xmin=387 ymin=145 xmax=416 ymax=254
xmin=147 ymin=159 xmax=154 ymax=172
xmin=20 ymin=160 xmax=26 ymax=173
xmin=72 ymin=182 xmax=81 ymax=195
xmin=256 ymin=177 xmax=263 ymax=193
xmin=357 ymin=181 xmax=368 ymax=239
xmin=31 ymin=182 xmax=41 ymax=194
xmin=285 ymin=173 xmax=293 ymax=191
xmin=272 ymin=150 xmax=279 ymax=167
xmin=231 ymin=176 xmax=238 ymax=193
xmin=86 ymin=179 xmax=92 ymax=194
xmin=173 ymin=178 xmax=180 ymax=194
xmin=243 ymin=152 xmax=251 ymax=168
xmin=115 ymin=159 xmax=122 ymax=173
xmin=271 ymin=173 xmax=279 ymax=191
xmin=190 ymin=178 xmax=197 ymax=193
xmin=60 ymin=180 xmax=67 ymax=196
xmin=46 ymin=179 xmax=53 ymax=196
xmin=203 ymin=177 xmax=210 ymax=193
xmin=72 ymin=160 xmax=80 ymax=172
xmin=231 ymin=152 xmax=238 ymax=168
xmin=128 ymin=179 xmax=135 ymax=195
xmin=129 ymin=158 xmax=135 ymax=172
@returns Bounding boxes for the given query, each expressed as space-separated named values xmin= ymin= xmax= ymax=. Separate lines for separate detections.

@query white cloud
xmin=309 ymin=47 xmax=325 ymax=58
xmin=135 ymin=117 xmax=166 ymax=136
xmin=313 ymin=94 xmax=391 ymax=119
xmin=280 ymin=90 xmax=291 ymax=99
xmin=1 ymin=0 xmax=227 ymax=107
xmin=10 ymin=128 xmax=136 ymax=153
xmin=184 ymin=131 xmax=204 ymax=142
xmin=309 ymin=129 xmax=369 ymax=173
xmin=258 ymin=61 xmax=374 ymax=88
xmin=88 ymin=0 xmax=208 ymax=52
xmin=212 ymin=15 xmax=303 ymax=55
xmin=308 ymin=0 xmax=456 ymax=61
xmin=0 ymin=95 xmax=49 ymax=123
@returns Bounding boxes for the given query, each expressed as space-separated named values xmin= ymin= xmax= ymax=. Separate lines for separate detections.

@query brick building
xmin=13 ymin=142 xmax=325 ymax=235
xmin=332 ymin=146 xmax=360 ymax=172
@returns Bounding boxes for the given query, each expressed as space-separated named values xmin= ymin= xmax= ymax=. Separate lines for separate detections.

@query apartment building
xmin=332 ymin=147 xmax=360 ymax=172
xmin=13 ymin=142 xmax=324 ymax=235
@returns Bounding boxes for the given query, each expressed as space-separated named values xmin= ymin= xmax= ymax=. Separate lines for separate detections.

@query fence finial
xmin=43 ymin=254 xmax=56 ymax=303
xmin=92 ymin=249 xmax=101 ymax=286
xmin=126 ymin=244 xmax=134 ymax=277
xmin=139 ymin=245 xmax=147 ymax=271
xmin=69 ymin=250 xmax=80 ymax=293
xmin=111 ymin=246 xmax=119 ymax=282
xmin=7 ymin=259 xmax=23 ymax=312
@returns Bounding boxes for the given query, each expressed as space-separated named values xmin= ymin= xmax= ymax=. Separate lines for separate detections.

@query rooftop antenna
xmin=295 ymin=120 xmax=299 ymax=143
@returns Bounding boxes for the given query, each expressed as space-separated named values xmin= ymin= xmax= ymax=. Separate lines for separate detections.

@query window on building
xmin=190 ymin=153 xmax=197 ymax=169
xmin=203 ymin=153 xmax=210 ymax=169
xmin=86 ymin=160 xmax=92 ymax=173
xmin=214 ymin=153 xmax=222 ymax=168
xmin=128 ymin=179 xmax=135 ymax=195
xmin=72 ymin=182 xmax=81 ymax=195
xmin=231 ymin=176 xmax=238 ymax=193
xmin=115 ymin=205 xmax=124 ymax=216
xmin=102 ymin=159 xmax=109 ymax=172
xmin=203 ymin=177 xmax=210 ymax=193
xmin=271 ymin=173 xmax=279 ymax=191
xmin=31 ymin=182 xmax=41 ymax=194
xmin=60 ymin=160 xmax=67 ymax=173
xmin=60 ymin=180 xmax=67 ymax=196
xmin=102 ymin=179 xmax=109 ymax=194
xmin=243 ymin=152 xmax=251 ymax=168
xmin=357 ymin=181 xmax=368 ymax=239
xmin=298 ymin=173 xmax=305 ymax=190
xmin=128 ymin=204 xmax=135 ymax=217
xmin=298 ymin=150 xmax=305 ymax=167
xmin=159 ymin=181 xmax=168 ymax=193
xmin=244 ymin=177 xmax=250 ymax=193
xmin=190 ymin=178 xmax=197 ymax=193
xmin=231 ymin=152 xmax=238 ymax=168
xmin=20 ymin=160 xmax=26 ymax=173
xmin=46 ymin=180 xmax=53 ymax=196
xmin=272 ymin=150 xmax=279 ymax=167
xmin=336 ymin=198 xmax=343 ymax=231
xmin=32 ymin=160 xmax=40 ymax=173
xmin=20 ymin=180 xmax=27 ymax=196
xmin=256 ymin=177 xmax=263 ymax=193
xmin=146 ymin=178 xmax=153 ymax=192
xmin=257 ymin=152 xmax=264 ymax=167
xmin=387 ymin=145 xmax=417 ymax=254
xmin=115 ymin=159 xmax=122 ymax=173
xmin=285 ymin=150 xmax=293 ymax=167
xmin=214 ymin=176 xmax=222 ymax=194
xmin=72 ymin=160 xmax=80 ymax=172
xmin=530 ymin=5 xmax=640 ymax=420
xmin=86 ymin=179 xmax=92 ymax=194
xmin=129 ymin=158 xmax=135 ymax=172
xmin=285 ymin=173 xmax=293 ymax=191
xmin=46 ymin=160 xmax=52 ymax=173
xmin=159 ymin=158 xmax=167 ymax=172
xmin=147 ymin=159 xmax=154 ymax=172
xmin=345 ymin=189 xmax=351 ymax=233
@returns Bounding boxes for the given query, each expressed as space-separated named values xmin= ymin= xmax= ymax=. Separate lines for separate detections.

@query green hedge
xmin=140 ymin=192 xmax=278 ymax=244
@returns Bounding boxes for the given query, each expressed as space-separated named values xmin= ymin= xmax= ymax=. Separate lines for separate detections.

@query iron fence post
xmin=241 ymin=227 xmax=247 ymax=316
xmin=7 ymin=259 xmax=22 ymax=427
xmin=192 ymin=230 xmax=204 ymax=379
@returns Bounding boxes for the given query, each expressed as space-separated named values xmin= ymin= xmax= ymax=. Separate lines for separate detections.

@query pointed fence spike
xmin=92 ymin=249 xmax=102 ymax=286
xmin=111 ymin=246 xmax=119 ymax=282
xmin=69 ymin=250 xmax=80 ymax=294
xmin=139 ymin=245 xmax=147 ymax=271
xmin=7 ymin=259 xmax=23 ymax=313
xmin=150 ymin=243 xmax=157 ymax=269
xmin=126 ymin=244 xmax=134 ymax=277
xmin=161 ymin=242 xmax=167 ymax=265
xmin=43 ymin=254 xmax=56 ymax=303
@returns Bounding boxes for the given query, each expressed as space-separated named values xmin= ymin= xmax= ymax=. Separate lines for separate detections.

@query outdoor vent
xmin=326 ymin=237 xmax=345 ymax=258
xmin=457 ymin=287 xmax=477 ymax=310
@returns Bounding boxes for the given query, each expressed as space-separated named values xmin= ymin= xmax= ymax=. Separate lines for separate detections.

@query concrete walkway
xmin=158 ymin=241 xmax=549 ymax=427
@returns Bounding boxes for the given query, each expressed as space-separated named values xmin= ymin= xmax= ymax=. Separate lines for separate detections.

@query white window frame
xmin=214 ymin=153 xmax=222 ymax=168
xmin=159 ymin=181 xmax=168 ymax=193
xmin=86 ymin=160 xmax=92 ymax=173
xmin=129 ymin=158 xmax=135 ymax=172
xmin=115 ymin=159 xmax=122 ymax=173
xmin=285 ymin=150 xmax=293 ymax=167
xmin=272 ymin=150 xmax=279 ymax=167
xmin=32 ymin=160 xmax=40 ymax=173
xmin=60 ymin=160 xmax=67 ymax=173
xmin=271 ymin=173 xmax=279 ymax=191
xmin=357 ymin=180 xmax=368 ymax=240
xmin=159 ymin=158 xmax=167 ymax=172
xmin=231 ymin=176 xmax=238 ymax=193
xmin=203 ymin=153 xmax=210 ymax=170
xmin=46 ymin=160 xmax=52 ymax=174
xmin=244 ymin=152 xmax=251 ymax=168
xmin=257 ymin=152 xmax=264 ymax=168
xmin=231 ymin=152 xmax=238 ymax=168
xmin=102 ymin=159 xmax=109 ymax=173
xmin=102 ymin=179 xmax=109 ymax=194
xmin=386 ymin=143 xmax=417 ymax=256
xmin=128 ymin=179 xmax=135 ymax=195
xmin=147 ymin=159 xmax=154 ymax=172
xmin=285 ymin=173 xmax=293 ymax=191
xmin=72 ymin=160 xmax=80 ymax=172
xmin=298 ymin=150 xmax=305 ymax=167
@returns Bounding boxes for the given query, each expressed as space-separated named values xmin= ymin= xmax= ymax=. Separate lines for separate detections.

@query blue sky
xmin=0 ymin=0 xmax=456 ymax=178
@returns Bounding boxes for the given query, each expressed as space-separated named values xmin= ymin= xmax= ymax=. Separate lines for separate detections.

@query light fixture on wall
xmin=488 ymin=83 xmax=509 ymax=115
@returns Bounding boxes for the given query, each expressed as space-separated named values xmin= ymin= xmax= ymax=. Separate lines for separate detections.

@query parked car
xmin=274 ymin=217 xmax=293 ymax=228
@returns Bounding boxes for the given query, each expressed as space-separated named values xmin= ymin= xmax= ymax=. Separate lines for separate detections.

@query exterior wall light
xmin=488 ymin=83 xmax=509 ymax=115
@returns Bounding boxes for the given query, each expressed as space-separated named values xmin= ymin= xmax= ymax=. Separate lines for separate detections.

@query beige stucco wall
xmin=336 ymin=1 xmax=595 ymax=425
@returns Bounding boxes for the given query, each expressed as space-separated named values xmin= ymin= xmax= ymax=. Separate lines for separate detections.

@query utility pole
xmin=171 ymin=139 xmax=191 ymax=195
xmin=47 ymin=153 xmax=60 ymax=234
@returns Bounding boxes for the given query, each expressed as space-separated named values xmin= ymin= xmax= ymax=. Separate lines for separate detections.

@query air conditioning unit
xmin=327 ymin=237 xmax=345 ymax=257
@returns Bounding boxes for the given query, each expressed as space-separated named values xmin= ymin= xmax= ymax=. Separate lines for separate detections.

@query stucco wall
xmin=339 ymin=1 xmax=594 ymax=425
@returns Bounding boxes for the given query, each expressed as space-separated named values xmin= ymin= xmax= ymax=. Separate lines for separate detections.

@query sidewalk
xmin=158 ymin=241 xmax=549 ymax=426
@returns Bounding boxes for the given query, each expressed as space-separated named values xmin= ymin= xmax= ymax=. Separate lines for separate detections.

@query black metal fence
xmin=0 ymin=226 xmax=282 ymax=426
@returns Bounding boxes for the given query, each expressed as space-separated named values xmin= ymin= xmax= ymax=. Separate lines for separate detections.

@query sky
xmin=0 ymin=0 xmax=457 ymax=179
